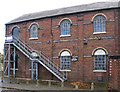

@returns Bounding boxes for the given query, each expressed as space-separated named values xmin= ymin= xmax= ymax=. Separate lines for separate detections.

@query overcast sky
xmin=0 ymin=0 xmax=116 ymax=53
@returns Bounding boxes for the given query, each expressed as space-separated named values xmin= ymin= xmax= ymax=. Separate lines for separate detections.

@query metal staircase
xmin=3 ymin=37 xmax=67 ymax=82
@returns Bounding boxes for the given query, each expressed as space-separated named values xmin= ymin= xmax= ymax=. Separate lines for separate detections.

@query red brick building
xmin=3 ymin=1 xmax=120 ymax=90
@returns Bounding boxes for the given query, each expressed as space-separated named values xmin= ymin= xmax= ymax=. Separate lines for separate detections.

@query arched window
xmin=60 ymin=50 xmax=71 ymax=71
xmin=30 ymin=24 xmax=38 ymax=38
xmin=60 ymin=19 xmax=71 ymax=36
xmin=93 ymin=15 xmax=106 ymax=33
xmin=12 ymin=27 xmax=19 ymax=40
xmin=94 ymin=49 xmax=106 ymax=71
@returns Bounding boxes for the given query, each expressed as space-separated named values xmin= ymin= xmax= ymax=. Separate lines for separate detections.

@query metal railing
xmin=7 ymin=36 xmax=67 ymax=81
xmin=13 ymin=37 xmax=33 ymax=56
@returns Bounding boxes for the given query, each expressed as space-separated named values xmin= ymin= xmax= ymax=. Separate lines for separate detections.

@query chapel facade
xmin=3 ymin=1 xmax=120 ymax=90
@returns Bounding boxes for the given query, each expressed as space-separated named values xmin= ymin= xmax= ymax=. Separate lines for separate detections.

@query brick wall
xmin=109 ymin=57 xmax=120 ymax=90
xmin=5 ymin=8 xmax=119 ymax=84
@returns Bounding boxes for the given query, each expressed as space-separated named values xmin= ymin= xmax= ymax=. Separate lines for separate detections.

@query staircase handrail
xmin=13 ymin=37 xmax=33 ymax=54
xmin=12 ymin=36 xmax=67 ymax=80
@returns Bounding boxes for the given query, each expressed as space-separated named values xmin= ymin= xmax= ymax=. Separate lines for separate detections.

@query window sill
xmin=60 ymin=70 xmax=71 ymax=71
xmin=93 ymin=32 xmax=106 ymax=35
xmin=60 ymin=35 xmax=71 ymax=37
xmin=93 ymin=70 xmax=106 ymax=72
xmin=29 ymin=37 xmax=38 ymax=40
xmin=10 ymin=68 xmax=18 ymax=70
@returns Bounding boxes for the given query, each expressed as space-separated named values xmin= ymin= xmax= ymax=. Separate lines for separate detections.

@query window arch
xmin=12 ymin=27 xmax=19 ymax=41
xmin=60 ymin=50 xmax=71 ymax=71
xmin=93 ymin=15 xmax=106 ymax=33
xmin=60 ymin=19 xmax=71 ymax=36
xmin=30 ymin=23 xmax=38 ymax=38
xmin=93 ymin=49 xmax=107 ymax=71
xmin=12 ymin=27 xmax=19 ymax=37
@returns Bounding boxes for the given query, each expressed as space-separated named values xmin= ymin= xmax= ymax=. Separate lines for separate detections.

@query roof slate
xmin=6 ymin=1 xmax=120 ymax=24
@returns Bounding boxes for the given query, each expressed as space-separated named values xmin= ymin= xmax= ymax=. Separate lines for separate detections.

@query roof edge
xmin=6 ymin=1 xmax=120 ymax=25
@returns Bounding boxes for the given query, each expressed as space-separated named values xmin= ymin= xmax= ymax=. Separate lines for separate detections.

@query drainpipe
xmin=51 ymin=18 xmax=54 ymax=80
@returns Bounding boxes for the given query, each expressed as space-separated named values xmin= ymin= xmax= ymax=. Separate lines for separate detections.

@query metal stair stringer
xmin=12 ymin=43 xmax=32 ymax=59
xmin=11 ymin=37 xmax=67 ymax=82
xmin=13 ymin=42 xmax=66 ymax=82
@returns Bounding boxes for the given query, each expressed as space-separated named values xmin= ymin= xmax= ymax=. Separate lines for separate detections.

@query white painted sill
xmin=93 ymin=70 xmax=106 ymax=72
xmin=93 ymin=32 xmax=106 ymax=35
xmin=29 ymin=37 xmax=38 ymax=40
xmin=60 ymin=35 xmax=71 ymax=37
xmin=60 ymin=70 xmax=71 ymax=71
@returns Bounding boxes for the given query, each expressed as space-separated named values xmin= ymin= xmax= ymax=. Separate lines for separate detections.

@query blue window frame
xmin=94 ymin=49 xmax=106 ymax=71
xmin=60 ymin=19 xmax=71 ymax=36
xmin=30 ymin=24 xmax=38 ymax=38
xmin=93 ymin=15 xmax=106 ymax=33
xmin=60 ymin=51 xmax=71 ymax=71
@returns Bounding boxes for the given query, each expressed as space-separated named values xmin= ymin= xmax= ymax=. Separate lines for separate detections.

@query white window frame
xmin=60 ymin=19 xmax=71 ymax=37
xmin=29 ymin=24 xmax=38 ymax=39
xmin=93 ymin=15 xmax=106 ymax=34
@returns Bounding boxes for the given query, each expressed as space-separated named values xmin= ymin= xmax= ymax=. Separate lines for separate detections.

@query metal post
xmin=61 ymin=82 xmax=64 ymax=87
xmin=31 ymin=61 xmax=34 ymax=80
xmin=8 ymin=44 xmax=11 ymax=77
xmin=36 ymin=63 xmax=38 ymax=80
xmin=3 ymin=44 xmax=6 ymax=82
xmin=13 ymin=47 xmax=16 ymax=77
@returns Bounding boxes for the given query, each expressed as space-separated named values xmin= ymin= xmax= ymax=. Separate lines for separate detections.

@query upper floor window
xmin=30 ymin=24 xmax=38 ymax=38
xmin=12 ymin=27 xmax=19 ymax=40
xmin=60 ymin=19 xmax=71 ymax=36
xmin=93 ymin=15 xmax=106 ymax=33
xmin=60 ymin=50 xmax=71 ymax=71
xmin=93 ymin=49 xmax=106 ymax=72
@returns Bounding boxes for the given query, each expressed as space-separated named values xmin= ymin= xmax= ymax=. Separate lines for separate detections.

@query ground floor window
xmin=60 ymin=50 xmax=71 ymax=71
xmin=94 ymin=49 xmax=106 ymax=71
xmin=94 ymin=55 xmax=106 ymax=70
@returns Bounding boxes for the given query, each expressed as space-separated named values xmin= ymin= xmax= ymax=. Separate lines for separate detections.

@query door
xmin=12 ymin=27 xmax=19 ymax=41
